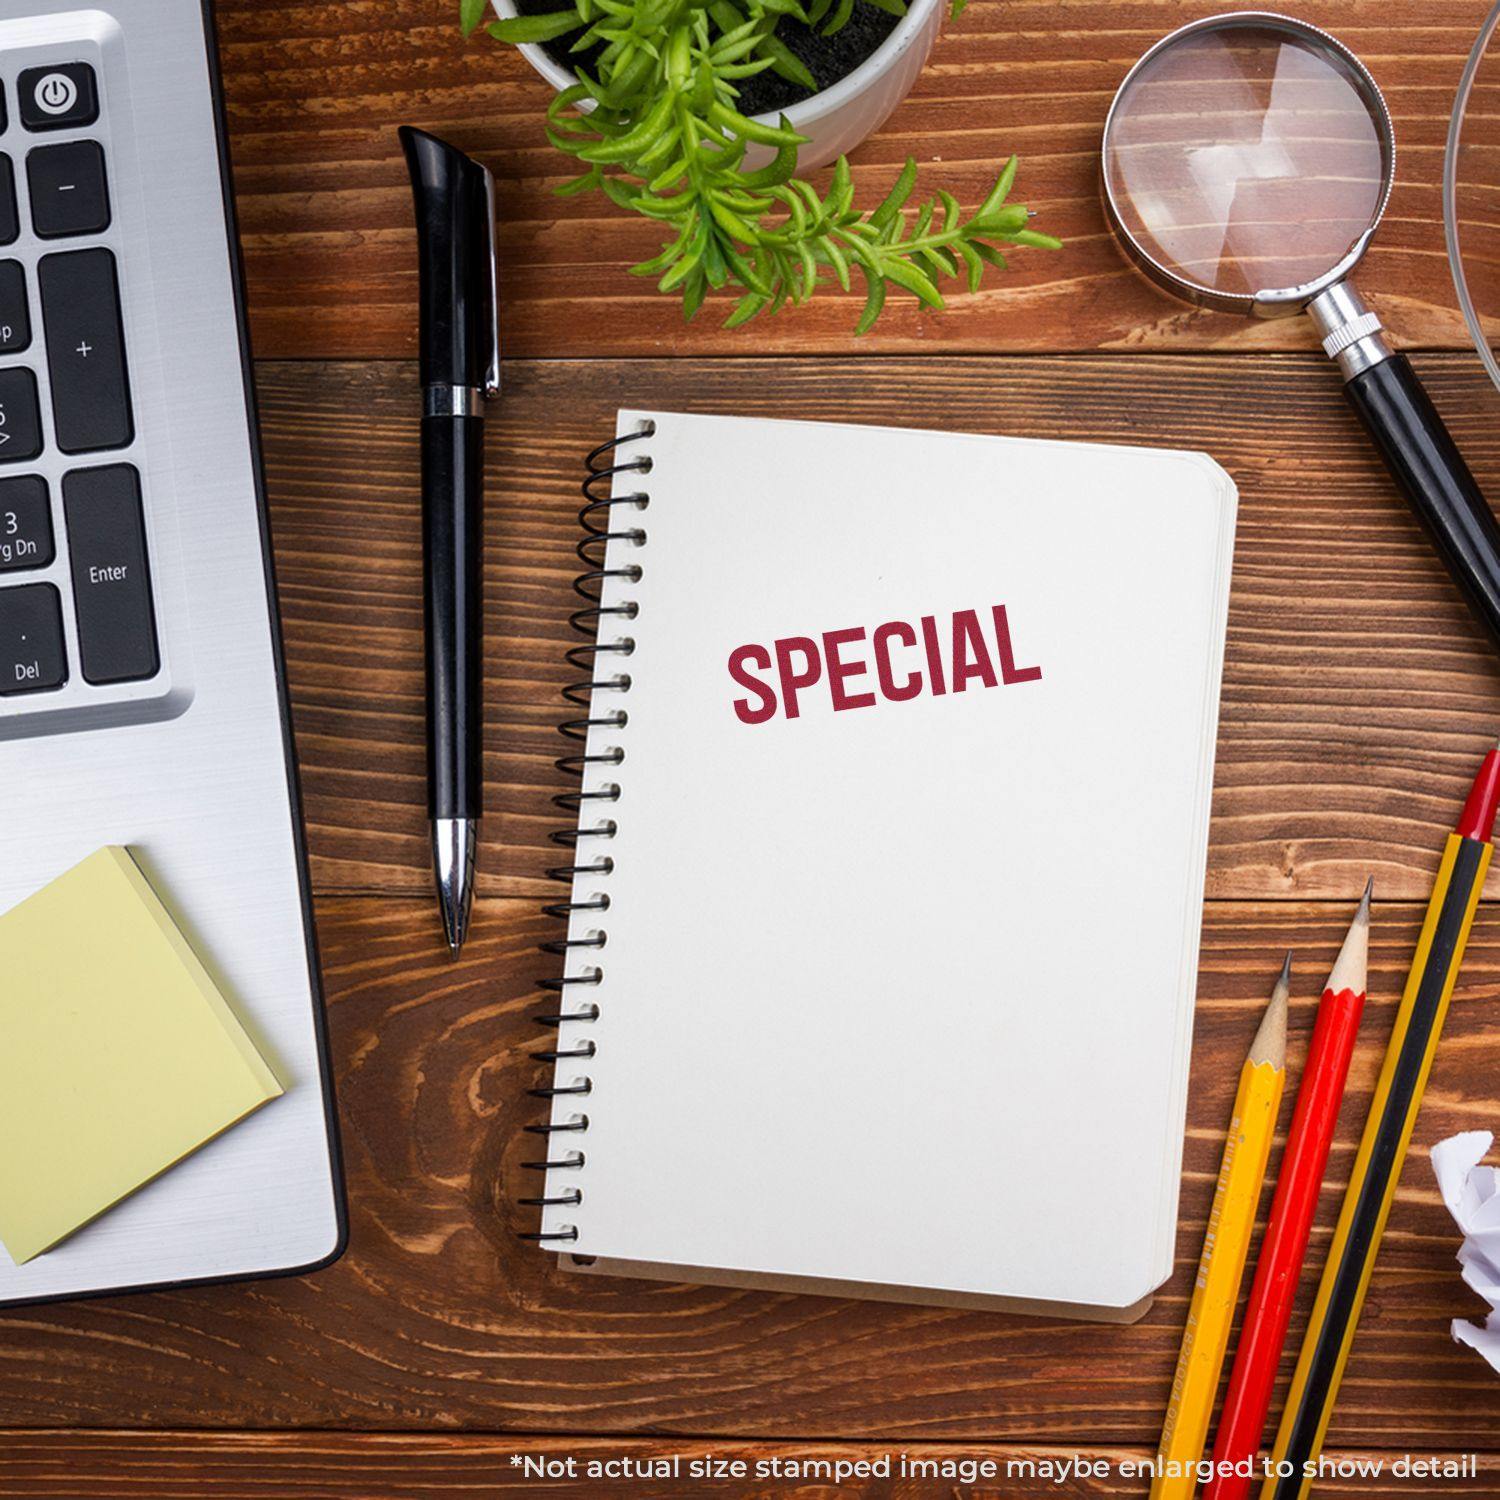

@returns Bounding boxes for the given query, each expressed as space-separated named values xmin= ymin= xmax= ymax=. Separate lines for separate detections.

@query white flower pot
xmin=492 ymin=0 xmax=943 ymax=170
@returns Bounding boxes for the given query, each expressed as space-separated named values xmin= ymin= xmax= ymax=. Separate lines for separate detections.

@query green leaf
xmin=970 ymin=203 xmax=1028 ymax=234
xmin=682 ymin=270 xmax=708 ymax=321
xmin=1009 ymin=228 xmax=1063 ymax=249
xmin=796 ymin=240 xmax=817 ymax=298
xmin=719 ymin=236 xmax=771 ymax=293
xmin=709 ymin=197 xmax=760 ymax=244
xmin=648 ymin=155 xmax=690 ymax=191
xmin=487 ymin=11 xmax=582 ymax=43
xmin=547 ymin=81 xmax=594 ymax=119
xmin=823 ymin=155 xmax=853 ymax=219
xmin=761 ymin=34 xmax=817 ymax=91
xmin=920 ymin=245 xmax=958 ymax=278
xmin=880 ymin=254 xmax=944 ymax=308
xmin=659 ymin=248 xmax=703 ymax=292
xmin=976 ymin=155 xmax=1018 ymax=219
xmin=708 ymin=100 xmax=807 ymax=147
xmin=702 ymin=232 xmax=729 ymax=288
xmin=949 ymin=0 xmax=967 ymax=15
xmin=738 ymin=137 xmax=800 ymax=189
xmin=600 ymin=173 xmax=640 ymax=209
xmin=579 ymin=89 xmax=676 ymax=162
xmin=461 ymin=0 xmax=490 ymax=36
xmin=822 ymin=0 xmax=854 ymax=34
xmin=718 ymin=58 xmax=779 ymax=80
xmin=722 ymin=291 xmax=767 ymax=327
xmin=631 ymin=217 xmax=695 ymax=275
xmin=868 ymin=157 xmax=918 ymax=230
xmin=823 ymin=235 xmax=850 ymax=290
xmin=554 ymin=168 xmax=603 ymax=197
xmin=854 ymin=270 xmax=885 ymax=334
xmin=955 ymin=239 xmax=984 ymax=292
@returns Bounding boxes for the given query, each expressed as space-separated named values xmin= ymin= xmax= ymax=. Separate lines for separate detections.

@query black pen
xmin=400 ymin=128 xmax=499 ymax=954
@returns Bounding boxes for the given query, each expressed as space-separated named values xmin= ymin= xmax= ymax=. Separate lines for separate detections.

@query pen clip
xmin=482 ymin=163 xmax=501 ymax=401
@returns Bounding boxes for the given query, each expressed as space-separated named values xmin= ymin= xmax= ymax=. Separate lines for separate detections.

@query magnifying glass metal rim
xmin=1100 ymin=9 xmax=1397 ymax=318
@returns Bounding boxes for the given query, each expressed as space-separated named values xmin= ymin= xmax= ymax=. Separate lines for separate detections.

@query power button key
xmin=18 ymin=64 xmax=98 ymax=132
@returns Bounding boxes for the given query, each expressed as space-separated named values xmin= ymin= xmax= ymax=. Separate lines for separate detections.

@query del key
xmin=40 ymin=247 xmax=134 ymax=453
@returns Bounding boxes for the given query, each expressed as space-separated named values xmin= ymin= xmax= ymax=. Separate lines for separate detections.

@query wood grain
xmin=0 ymin=1433 xmax=1492 ymax=1497
xmin=257 ymin=353 xmax=1500 ymax=904
xmin=215 ymin=0 xmax=1492 ymax=360
xmin=1 ymin=895 xmax=1498 ymax=1447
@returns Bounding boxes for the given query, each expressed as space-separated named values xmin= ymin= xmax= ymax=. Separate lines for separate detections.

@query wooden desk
xmin=6 ymin=2 xmax=1500 ymax=1494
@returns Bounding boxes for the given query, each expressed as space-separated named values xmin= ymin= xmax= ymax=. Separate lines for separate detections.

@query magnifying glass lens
xmin=1104 ymin=22 xmax=1390 ymax=297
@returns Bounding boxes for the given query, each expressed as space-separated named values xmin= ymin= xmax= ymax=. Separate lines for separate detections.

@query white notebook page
xmin=541 ymin=411 xmax=1237 ymax=1312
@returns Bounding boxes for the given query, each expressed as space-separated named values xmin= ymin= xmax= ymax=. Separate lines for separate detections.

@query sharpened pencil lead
xmin=1251 ymin=959 xmax=1290 ymax=1069
xmin=1327 ymin=884 xmax=1373 ymax=999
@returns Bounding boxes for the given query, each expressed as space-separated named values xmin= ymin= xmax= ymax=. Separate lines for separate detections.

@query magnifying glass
xmin=1103 ymin=11 xmax=1500 ymax=650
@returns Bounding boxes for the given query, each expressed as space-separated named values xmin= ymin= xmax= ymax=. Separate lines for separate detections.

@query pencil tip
xmin=1326 ymin=883 xmax=1373 ymax=996
xmin=1251 ymin=964 xmax=1289 ymax=1068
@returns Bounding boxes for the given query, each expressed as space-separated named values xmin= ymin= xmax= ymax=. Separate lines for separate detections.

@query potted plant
xmin=461 ymin=0 xmax=1057 ymax=329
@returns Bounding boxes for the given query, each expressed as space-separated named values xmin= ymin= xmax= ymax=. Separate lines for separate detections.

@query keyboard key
xmin=28 ymin=141 xmax=110 ymax=238
xmin=0 ymin=262 xmax=29 ymax=354
xmin=39 ymin=249 xmax=132 ymax=453
xmin=19 ymin=64 xmax=99 ymax=133
xmin=64 ymin=465 xmax=158 ymax=684
xmin=0 ymin=369 xmax=43 ymax=464
xmin=0 ymin=477 xmax=52 ymax=571
xmin=0 ymin=582 xmax=66 ymax=695
xmin=0 ymin=157 xmax=15 ymax=247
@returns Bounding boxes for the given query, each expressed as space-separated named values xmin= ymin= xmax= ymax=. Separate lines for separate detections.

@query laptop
xmin=0 ymin=0 xmax=346 ymax=1303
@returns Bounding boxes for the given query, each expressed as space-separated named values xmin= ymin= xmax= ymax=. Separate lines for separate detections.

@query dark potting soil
xmin=511 ymin=0 xmax=900 ymax=118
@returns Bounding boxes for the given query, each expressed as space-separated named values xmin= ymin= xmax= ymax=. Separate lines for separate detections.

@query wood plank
xmin=0 ymin=1432 xmax=1490 ymax=1497
xmin=256 ymin=353 xmax=1500 ymax=904
xmin=216 ymin=0 xmax=1488 ymax=360
xmin=1 ymin=896 xmax=1498 ymax=1444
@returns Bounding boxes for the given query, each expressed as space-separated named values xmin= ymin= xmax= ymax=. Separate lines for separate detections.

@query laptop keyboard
xmin=0 ymin=58 xmax=159 ymax=701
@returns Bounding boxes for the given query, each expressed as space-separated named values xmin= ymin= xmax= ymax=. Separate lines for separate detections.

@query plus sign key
xmin=39 ymin=248 xmax=132 ymax=453
xmin=0 ymin=583 xmax=66 ymax=695
xmin=18 ymin=64 xmax=99 ymax=132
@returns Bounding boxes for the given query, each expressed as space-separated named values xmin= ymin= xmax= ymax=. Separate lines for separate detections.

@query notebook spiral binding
xmin=517 ymin=420 xmax=655 ymax=1247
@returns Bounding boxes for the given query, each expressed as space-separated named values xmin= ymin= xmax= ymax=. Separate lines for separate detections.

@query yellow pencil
xmin=1152 ymin=956 xmax=1290 ymax=1500
xmin=1263 ymin=742 xmax=1500 ymax=1499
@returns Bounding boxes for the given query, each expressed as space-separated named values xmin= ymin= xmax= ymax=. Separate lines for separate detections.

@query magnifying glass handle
xmin=1313 ymin=286 xmax=1500 ymax=648
xmin=1343 ymin=353 xmax=1500 ymax=648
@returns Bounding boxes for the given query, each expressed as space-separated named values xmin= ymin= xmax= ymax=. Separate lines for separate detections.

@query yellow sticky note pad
xmin=0 ymin=847 xmax=282 ymax=1264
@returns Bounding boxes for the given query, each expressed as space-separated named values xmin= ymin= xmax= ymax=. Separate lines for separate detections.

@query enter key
xmin=63 ymin=464 xmax=159 ymax=684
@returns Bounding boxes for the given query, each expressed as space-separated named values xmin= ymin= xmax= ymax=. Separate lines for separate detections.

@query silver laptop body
xmin=0 ymin=0 xmax=345 ymax=1304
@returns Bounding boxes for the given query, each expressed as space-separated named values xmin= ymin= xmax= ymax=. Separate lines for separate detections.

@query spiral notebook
xmin=527 ymin=410 xmax=1237 ymax=1321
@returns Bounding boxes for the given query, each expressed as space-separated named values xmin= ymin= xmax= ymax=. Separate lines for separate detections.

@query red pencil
xmin=1202 ymin=881 xmax=1373 ymax=1500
